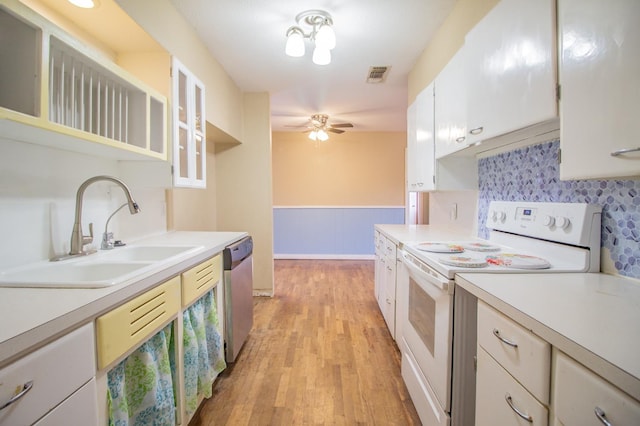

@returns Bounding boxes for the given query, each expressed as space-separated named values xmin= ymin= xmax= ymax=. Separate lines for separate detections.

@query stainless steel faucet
xmin=68 ymin=176 xmax=140 ymax=257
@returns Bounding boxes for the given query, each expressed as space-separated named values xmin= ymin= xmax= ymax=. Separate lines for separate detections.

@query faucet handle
xmin=83 ymin=222 xmax=94 ymax=245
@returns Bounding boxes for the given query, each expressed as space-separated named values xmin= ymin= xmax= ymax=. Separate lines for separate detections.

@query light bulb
xmin=317 ymin=129 xmax=329 ymax=141
xmin=68 ymin=0 xmax=97 ymax=8
xmin=308 ymin=130 xmax=317 ymax=141
xmin=315 ymin=24 xmax=336 ymax=50
xmin=285 ymin=28 xmax=305 ymax=57
xmin=312 ymin=46 xmax=331 ymax=65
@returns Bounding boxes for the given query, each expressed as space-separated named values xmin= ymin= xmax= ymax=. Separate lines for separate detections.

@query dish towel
xmin=183 ymin=289 xmax=226 ymax=416
xmin=107 ymin=323 xmax=176 ymax=426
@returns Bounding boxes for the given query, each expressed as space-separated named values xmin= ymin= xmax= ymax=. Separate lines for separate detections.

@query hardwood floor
xmin=192 ymin=259 xmax=420 ymax=425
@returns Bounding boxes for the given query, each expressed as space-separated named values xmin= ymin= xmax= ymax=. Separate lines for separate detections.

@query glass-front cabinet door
xmin=172 ymin=57 xmax=206 ymax=188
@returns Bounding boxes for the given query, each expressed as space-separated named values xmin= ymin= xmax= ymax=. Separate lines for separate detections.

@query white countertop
xmin=456 ymin=272 xmax=640 ymax=401
xmin=0 ymin=231 xmax=246 ymax=368
xmin=375 ymin=224 xmax=473 ymax=246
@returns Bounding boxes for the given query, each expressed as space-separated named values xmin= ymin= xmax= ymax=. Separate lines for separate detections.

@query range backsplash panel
xmin=478 ymin=139 xmax=640 ymax=279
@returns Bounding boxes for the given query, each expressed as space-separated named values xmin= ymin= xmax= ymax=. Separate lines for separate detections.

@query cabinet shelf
xmin=0 ymin=2 xmax=167 ymax=161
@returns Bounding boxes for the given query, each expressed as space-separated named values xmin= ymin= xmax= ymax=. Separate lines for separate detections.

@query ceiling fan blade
xmin=328 ymin=128 xmax=345 ymax=134
xmin=330 ymin=123 xmax=354 ymax=128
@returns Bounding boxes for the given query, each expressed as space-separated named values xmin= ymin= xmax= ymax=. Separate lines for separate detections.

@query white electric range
xmin=397 ymin=201 xmax=602 ymax=426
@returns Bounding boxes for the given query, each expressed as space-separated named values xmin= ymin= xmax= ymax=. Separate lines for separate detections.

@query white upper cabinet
xmin=407 ymin=84 xmax=435 ymax=192
xmin=558 ymin=0 xmax=640 ymax=180
xmin=465 ymin=0 xmax=557 ymax=146
xmin=435 ymin=46 xmax=468 ymax=158
xmin=172 ymin=58 xmax=206 ymax=188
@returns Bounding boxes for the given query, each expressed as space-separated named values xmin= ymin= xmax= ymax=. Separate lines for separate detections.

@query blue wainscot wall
xmin=273 ymin=206 xmax=405 ymax=259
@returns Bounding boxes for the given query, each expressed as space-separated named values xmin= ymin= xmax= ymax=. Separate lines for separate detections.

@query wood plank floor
xmin=192 ymin=259 xmax=421 ymax=425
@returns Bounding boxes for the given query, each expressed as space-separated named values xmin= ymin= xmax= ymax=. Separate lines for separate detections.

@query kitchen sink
xmin=0 ymin=245 xmax=204 ymax=288
xmin=100 ymin=245 xmax=202 ymax=262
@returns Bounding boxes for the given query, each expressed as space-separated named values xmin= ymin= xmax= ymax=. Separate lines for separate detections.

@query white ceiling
xmin=169 ymin=0 xmax=456 ymax=132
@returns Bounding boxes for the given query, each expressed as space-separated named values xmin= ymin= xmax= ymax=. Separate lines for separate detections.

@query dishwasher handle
xmin=224 ymin=236 xmax=253 ymax=270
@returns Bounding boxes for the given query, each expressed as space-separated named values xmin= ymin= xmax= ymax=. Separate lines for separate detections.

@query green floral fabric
xmin=183 ymin=290 xmax=226 ymax=416
xmin=107 ymin=324 xmax=176 ymax=426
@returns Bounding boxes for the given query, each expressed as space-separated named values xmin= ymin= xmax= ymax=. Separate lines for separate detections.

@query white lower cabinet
xmin=373 ymin=230 xmax=400 ymax=341
xmin=476 ymin=347 xmax=548 ymax=426
xmin=0 ymin=323 xmax=96 ymax=426
xmin=552 ymin=350 xmax=640 ymax=426
xmin=476 ymin=301 xmax=550 ymax=425
xmin=34 ymin=379 xmax=98 ymax=426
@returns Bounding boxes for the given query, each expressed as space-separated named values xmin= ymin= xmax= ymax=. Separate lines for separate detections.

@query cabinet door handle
xmin=493 ymin=328 xmax=518 ymax=348
xmin=0 ymin=381 xmax=33 ymax=411
xmin=610 ymin=147 xmax=640 ymax=157
xmin=455 ymin=136 xmax=466 ymax=143
xmin=594 ymin=407 xmax=613 ymax=426
xmin=469 ymin=126 xmax=484 ymax=135
xmin=504 ymin=393 xmax=533 ymax=423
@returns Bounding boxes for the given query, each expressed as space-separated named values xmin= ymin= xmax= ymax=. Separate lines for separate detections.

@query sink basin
xmin=0 ymin=245 xmax=205 ymax=288
xmin=101 ymin=245 xmax=202 ymax=262
xmin=0 ymin=261 xmax=154 ymax=288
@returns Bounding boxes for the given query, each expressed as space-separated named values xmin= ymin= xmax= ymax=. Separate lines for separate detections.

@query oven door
xmin=400 ymin=249 xmax=454 ymax=412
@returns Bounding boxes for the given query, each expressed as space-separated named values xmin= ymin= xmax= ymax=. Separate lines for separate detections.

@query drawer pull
xmin=493 ymin=328 xmax=518 ymax=348
xmin=610 ymin=147 xmax=640 ymax=157
xmin=595 ymin=407 xmax=613 ymax=426
xmin=469 ymin=126 xmax=484 ymax=135
xmin=505 ymin=393 xmax=533 ymax=423
xmin=0 ymin=381 xmax=34 ymax=410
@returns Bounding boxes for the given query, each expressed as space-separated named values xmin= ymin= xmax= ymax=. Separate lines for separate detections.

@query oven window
xmin=409 ymin=277 xmax=436 ymax=356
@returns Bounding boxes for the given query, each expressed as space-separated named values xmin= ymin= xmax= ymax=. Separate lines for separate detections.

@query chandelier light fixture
xmin=285 ymin=10 xmax=336 ymax=65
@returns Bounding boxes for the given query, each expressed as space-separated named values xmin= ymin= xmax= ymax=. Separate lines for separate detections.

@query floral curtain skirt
xmin=107 ymin=289 xmax=226 ymax=425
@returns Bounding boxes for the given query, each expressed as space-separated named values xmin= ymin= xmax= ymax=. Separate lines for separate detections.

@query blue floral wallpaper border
xmin=477 ymin=140 xmax=640 ymax=279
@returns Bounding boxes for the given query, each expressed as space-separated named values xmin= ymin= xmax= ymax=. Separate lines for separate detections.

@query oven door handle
xmin=401 ymin=251 xmax=450 ymax=292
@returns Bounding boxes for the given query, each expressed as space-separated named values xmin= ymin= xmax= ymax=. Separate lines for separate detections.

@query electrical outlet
xmin=450 ymin=203 xmax=458 ymax=221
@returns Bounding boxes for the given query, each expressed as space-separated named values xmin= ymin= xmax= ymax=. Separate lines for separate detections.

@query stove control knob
xmin=555 ymin=216 xmax=570 ymax=229
xmin=542 ymin=215 xmax=555 ymax=227
xmin=491 ymin=210 xmax=505 ymax=222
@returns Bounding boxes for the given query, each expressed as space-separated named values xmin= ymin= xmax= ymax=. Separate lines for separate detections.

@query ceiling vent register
xmin=367 ymin=66 xmax=391 ymax=83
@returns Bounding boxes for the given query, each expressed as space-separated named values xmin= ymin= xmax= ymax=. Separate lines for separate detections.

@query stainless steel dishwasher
xmin=223 ymin=236 xmax=253 ymax=362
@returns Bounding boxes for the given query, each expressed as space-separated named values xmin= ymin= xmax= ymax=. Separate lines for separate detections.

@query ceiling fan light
xmin=312 ymin=46 xmax=331 ymax=65
xmin=317 ymin=129 xmax=329 ymax=141
xmin=285 ymin=28 xmax=305 ymax=57
xmin=315 ymin=24 xmax=336 ymax=50
xmin=308 ymin=130 xmax=318 ymax=141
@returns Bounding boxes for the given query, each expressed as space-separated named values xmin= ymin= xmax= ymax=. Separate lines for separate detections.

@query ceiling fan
xmin=301 ymin=114 xmax=354 ymax=141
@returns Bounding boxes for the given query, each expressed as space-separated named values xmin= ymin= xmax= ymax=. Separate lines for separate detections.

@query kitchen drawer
xmin=0 ymin=323 xmax=95 ymax=426
xmin=477 ymin=301 xmax=550 ymax=403
xmin=34 ymin=378 xmax=98 ymax=426
xmin=476 ymin=347 xmax=548 ymax=426
xmin=182 ymin=254 xmax=221 ymax=307
xmin=384 ymin=237 xmax=397 ymax=260
xmin=96 ymin=276 xmax=180 ymax=370
xmin=401 ymin=349 xmax=448 ymax=426
xmin=553 ymin=350 xmax=640 ymax=425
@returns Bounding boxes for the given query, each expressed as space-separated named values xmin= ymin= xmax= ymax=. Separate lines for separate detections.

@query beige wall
xmin=273 ymin=132 xmax=406 ymax=206
xmin=116 ymin=0 xmax=244 ymax=141
xmin=408 ymin=0 xmax=499 ymax=104
xmin=216 ymin=93 xmax=274 ymax=295
xmin=118 ymin=0 xmax=274 ymax=293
